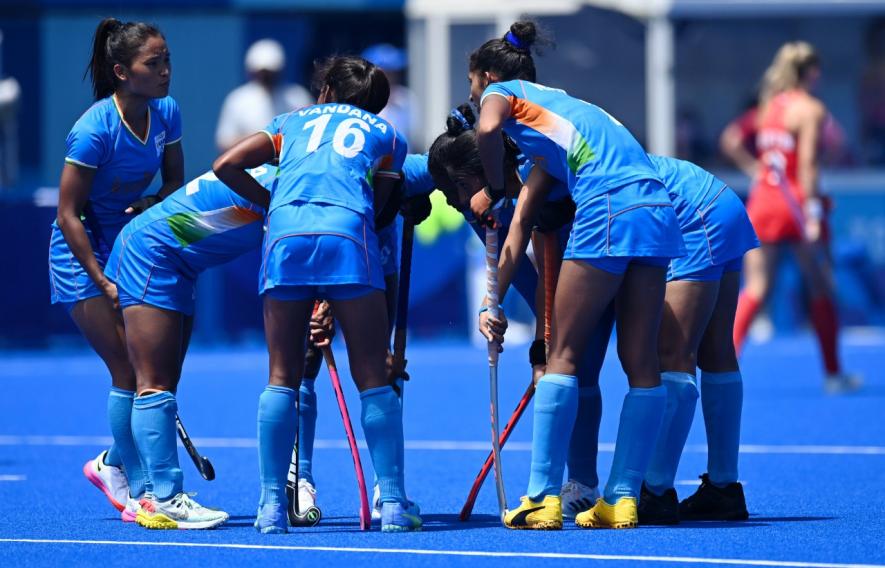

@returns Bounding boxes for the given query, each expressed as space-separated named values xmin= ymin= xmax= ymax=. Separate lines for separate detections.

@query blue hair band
xmin=504 ymin=31 xmax=525 ymax=50
xmin=449 ymin=108 xmax=472 ymax=132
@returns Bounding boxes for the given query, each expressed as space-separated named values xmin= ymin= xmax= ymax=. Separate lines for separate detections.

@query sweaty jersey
xmin=647 ymin=155 xmax=729 ymax=213
xmin=481 ymin=80 xmax=659 ymax=205
xmin=263 ymin=103 xmax=407 ymax=217
xmin=756 ymin=91 xmax=802 ymax=192
xmin=64 ymin=95 xmax=182 ymax=245
xmin=119 ymin=167 xmax=269 ymax=278
xmin=402 ymin=153 xmax=435 ymax=198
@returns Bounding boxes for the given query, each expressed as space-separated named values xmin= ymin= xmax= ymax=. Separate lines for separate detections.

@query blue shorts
xmin=565 ymin=179 xmax=686 ymax=262
xmin=104 ymin=224 xmax=197 ymax=315
xmin=264 ymin=283 xmax=376 ymax=301
xmin=48 ymin=223 xmax=108 ymax=306
xmin=260 ymin=202 xmax=385 ymax=295
xmin=377 ymin=221 xmax=400 ymax=277
xmin=667 ymin=185 xmax=759 ymax=282
xmin=586 ymin=255 xmax=671 ymax=275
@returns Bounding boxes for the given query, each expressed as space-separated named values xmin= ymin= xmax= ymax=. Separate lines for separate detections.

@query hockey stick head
xmin=197 ymin=456 xmax=215 ymax=481
xmin=286 ymin=483 xmax=322 ymax=527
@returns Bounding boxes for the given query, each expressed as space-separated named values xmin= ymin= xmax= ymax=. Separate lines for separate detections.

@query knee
xmin=268 ymin=370 xmax=300 ymax=390
xmin=697 ymin=345 xmax=739 ymax=374
xmin=658 ymin=339 xmax=697 ymax=374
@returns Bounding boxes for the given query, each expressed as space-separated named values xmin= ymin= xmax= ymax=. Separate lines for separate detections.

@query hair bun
xmin=507 ymin=21 xmax=537 ymax=51
xmin=445 ymin=103 xmax=477 ymax=136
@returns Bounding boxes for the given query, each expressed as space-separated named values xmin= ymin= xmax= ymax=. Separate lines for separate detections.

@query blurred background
xmin=0 ymin=0 xmax=883 ymax=348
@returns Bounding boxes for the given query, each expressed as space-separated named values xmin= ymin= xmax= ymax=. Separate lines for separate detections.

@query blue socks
xmin=701 ymin=370 xmax=743 ymax=486
xmin=645 ymin=372 xmax=699 ymax=495
xmin=107 ymin=387 xmax=148 ymax=498
xmin=258 ymin=385 xmax=298 ymax=507
xmin=526 ymin=374 xmax=578 ymax=501
xmin=298 ymin=379 xmax=318 ymax=486
xmin=360 ymin=386 xmax=406 ymax=505
xmin=603 ymin=385 xmax=666 ymax=504
xmin=132 ymin=391 xmax=182 ymax=501
xmin=566 ymin=384 xmax=602 ymax=489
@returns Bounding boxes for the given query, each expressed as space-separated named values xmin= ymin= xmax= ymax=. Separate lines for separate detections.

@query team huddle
xmin=50 ymin=17 xmax=850 ymax=533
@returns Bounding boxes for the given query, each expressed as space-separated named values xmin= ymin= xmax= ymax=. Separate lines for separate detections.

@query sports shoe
xmin=575 ymin=496 xmax=638 ymax=529
xmin=136 ymin=493 xmax=229 ymax=530
xmin=381 ymin=501 xmax=423 ymax=532
xmin=561 ymin=480 xmax=600 ymax=519
xmin=297 ymin=479 xmax=317 ymax=515
xmin=255 ymin=503 xmax=288 ymax=534
xmin=638 ymin=483 xmax=679 ymax=525
xmin=83 ymin=450 xmax=129 ymax=512
xmin=503 ymin=495 xmax=562 ymax=530
xmin=824 ymin=373 xmax=863 ymax=395
xmin=371 ymin=484 xmax=382 ymax=521
xmin=679 ymin=473 xmax=749 ymax=521
xmin=121 ymin=495 xmax=142 ymax=523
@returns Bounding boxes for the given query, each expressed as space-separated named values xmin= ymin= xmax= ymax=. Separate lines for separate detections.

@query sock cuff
xmin=661 ymin=371 xmax=698 ymax=388
xmin=539 ymin=373 xmax=578 ymax=388
xmin=701 ymin=370 xmax=742 ymax=385
xmin=109 ymin=386 xmax=135 ymax=398
xmin=360 ymin=385 xmax=396 ymax=400
xmin=579 ymin=384 xmax=601 ymax=397
xmin=299 ymin=379 xmax=316 ymax=393
xmin=627 ymin=385 xmax=667 ymax=398
xmin=265 ymin=385 xmax=296 ymax=397
xmin=134 ymin=390 xmax=176 ymax=409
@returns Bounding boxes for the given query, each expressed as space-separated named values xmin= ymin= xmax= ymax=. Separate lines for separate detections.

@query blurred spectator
xmin=215 ymin=38 xmax=313 ymax=152
xmin=859 ymin=18 xmax=885 ymax=166
xmin=0 ymin=30 xmax=20 ymax=188
xmin=362 ymin=43 xmax=421 ymax=149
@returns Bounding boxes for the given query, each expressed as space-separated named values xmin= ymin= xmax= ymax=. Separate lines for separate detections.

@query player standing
xmin=49 ymin=18 xmax=183 ymax=520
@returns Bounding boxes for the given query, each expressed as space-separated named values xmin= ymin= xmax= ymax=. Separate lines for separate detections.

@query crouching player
xmin=104 ymin=166 xmax=274 ymax=529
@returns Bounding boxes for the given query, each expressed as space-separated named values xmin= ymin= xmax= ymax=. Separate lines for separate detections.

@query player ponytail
xmin=85 ymin=17 xmax=164 ymax=100
xmin=760 ymin=41 xmax=820 ymax=102
xmin=428 ymin=103 xmax=519 ymax=200
xmin=313 ymin=56 xmax=390 ymax=115
xmin=469 ymin=20 xmax=551 ymax=83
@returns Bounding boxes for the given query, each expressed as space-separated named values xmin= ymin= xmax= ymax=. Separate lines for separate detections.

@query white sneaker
xmin=825 ymin=372 xmax=863 ymax=394
xmin=82 ymin=450 xmax=129 ymax=512
xmin=561 ymin=480 xmax=601 ymax=519
xmin=297 ymin=479 xmax=317 ymax=514
xmin=121 ymin=495 xmax=141 ymax=523
xmin=136 ymin=493 xmax=229 ymax=530
xmin=371 ymin=484 xmax=382 ymax=521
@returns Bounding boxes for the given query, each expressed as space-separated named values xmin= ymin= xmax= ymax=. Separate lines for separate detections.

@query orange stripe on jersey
xmin=509 ymin=96 xmax=557 ymax=136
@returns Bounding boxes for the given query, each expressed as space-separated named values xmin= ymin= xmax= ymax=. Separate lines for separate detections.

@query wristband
xmin=529 ymin=339 xmax=546 ymax=366
xmin=478 ymin=304 xmax=504 ymax=316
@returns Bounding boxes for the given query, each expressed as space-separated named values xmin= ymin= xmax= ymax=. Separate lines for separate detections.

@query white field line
xmin=0 ymin=435 xmax=882 ymax=456
xmin=0 ymin=475 xmax=25 ymax=481
xmin=0 ymin=539 xmax=880 ymax=568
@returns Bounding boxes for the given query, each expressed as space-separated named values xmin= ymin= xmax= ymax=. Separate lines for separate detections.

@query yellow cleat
xmin=135 ymin=509 xmax=179 ymax=530
xmin=503 ymin=495 xmax=562 ymax=530
xmin=575 ymin=496 xmax=638 ymax=529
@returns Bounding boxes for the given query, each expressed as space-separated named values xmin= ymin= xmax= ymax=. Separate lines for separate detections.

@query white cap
xmin=245 ymin=39 xmax=285 ymax=73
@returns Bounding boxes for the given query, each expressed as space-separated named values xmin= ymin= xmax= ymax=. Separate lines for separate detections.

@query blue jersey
xmin=264 ymin=103 xmax=407 ymax=218
xmin=517 ymin=155 xmax=569 ymax=202
xmin=117 ymin=167 xmax=269 ymax=278
xmin=481 ymin=80 xmax=658 ymax=206
xmin=402 ymin=153 xmax=435 ymax=198
xmin=63 ymin=95 xmax=182 ymax=245
xmin=647 ymin=155 xmax=728 ymax=213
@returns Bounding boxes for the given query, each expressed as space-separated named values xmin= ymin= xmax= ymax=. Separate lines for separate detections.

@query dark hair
xmin=428 ymin=103 xmax=519 ymax=201
xmin=85 ymin=17 xmax=164 ymax=100
xmin=312 ymin=56 xmax=390 ymax=115
xmin=468 ymin=20 xmax=550 ymax=83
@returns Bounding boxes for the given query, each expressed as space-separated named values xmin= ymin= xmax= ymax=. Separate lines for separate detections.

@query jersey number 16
xmin=303 ymin=115 xmax=369 ymax=158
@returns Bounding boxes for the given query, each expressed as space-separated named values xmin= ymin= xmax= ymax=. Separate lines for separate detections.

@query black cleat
xmin=679 ymin=473 xmax=749 ymax=521
xmin=638 ymin=483 xmax=680 ymax=525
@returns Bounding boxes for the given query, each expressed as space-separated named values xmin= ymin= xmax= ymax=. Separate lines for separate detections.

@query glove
xmin=400 ymin=193 xmax=432 ymax=225
xmin=126 ymin=194 xmax=161 ymax=214
xmin=534 ymin=198 xmax=576 ymax=233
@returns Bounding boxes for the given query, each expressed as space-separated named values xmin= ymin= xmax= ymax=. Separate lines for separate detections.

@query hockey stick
xmin=485 ymin=216 xmax=508 ymax=523
xmin=322 ymin=345 xmax=372 ymax=531
xmin=392 ymin=219 xmax=415 ymax=397
xmin=285 ymin=351 xmax=322 ymax=527
xmin=175 ymin=413 xmax=215 ymax=481
xmin=460 ymin=231 xmax=559 ymax=521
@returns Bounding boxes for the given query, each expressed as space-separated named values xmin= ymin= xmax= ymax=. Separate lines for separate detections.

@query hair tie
xmin=449 ymin=108 xmax=472 ymax=132
xmin=504 ymin=31 xmax=525 ymax=50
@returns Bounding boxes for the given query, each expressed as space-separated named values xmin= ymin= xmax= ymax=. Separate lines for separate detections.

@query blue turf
xmin=0 ymin=334 xmax=883 ymax=567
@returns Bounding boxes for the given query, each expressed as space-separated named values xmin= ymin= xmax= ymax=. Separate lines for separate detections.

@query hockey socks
xmin=526 ymin=374 xmax=578 ymax=501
